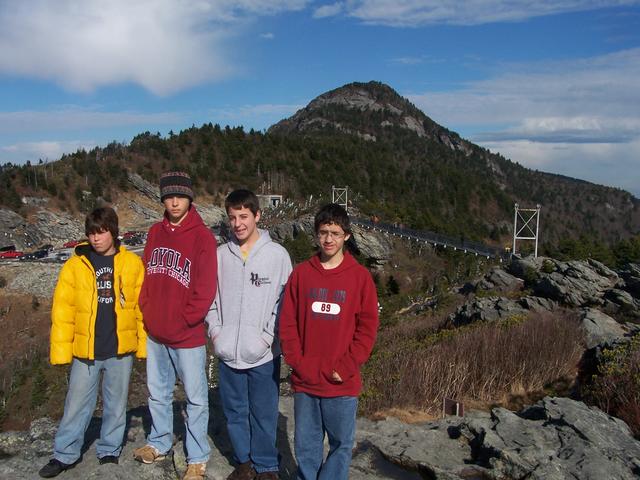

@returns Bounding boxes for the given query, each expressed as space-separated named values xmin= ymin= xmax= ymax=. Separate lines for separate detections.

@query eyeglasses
xmin=317 ymin=229 xmax=345 ymax=240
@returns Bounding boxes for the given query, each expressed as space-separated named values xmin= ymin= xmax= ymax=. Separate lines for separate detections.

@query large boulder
xmin=268 ymin=214 xmax=315 ymax=242
xmin=350 ymin=225 xmax=392 ymax=267
xmin=449 ymin=294 xmax=558 ymax=326
xmin=532 ymin=260 xmax=620 ymax=307
xmin=581 ymin=308 xmax=629 ymax=349
xmin=449 ymin=296 xmax=529 ymax=326
xmin=619 ymin=263 xmax=640 ymax=297
xmin=358 ymin=396 xmax=640 ymax=480
xmin=475 ymin=266 xmax=524 ymax=294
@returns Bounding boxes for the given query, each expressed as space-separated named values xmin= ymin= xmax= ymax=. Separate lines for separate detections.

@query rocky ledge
xmin=1 ymin=394 xmax=639 ymax=480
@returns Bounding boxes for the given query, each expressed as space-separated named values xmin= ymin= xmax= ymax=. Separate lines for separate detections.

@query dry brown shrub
xmin=361 ymin=309 xmax=583 ymax=417
xmin=584 ymin=334 xmax=640 ymax=437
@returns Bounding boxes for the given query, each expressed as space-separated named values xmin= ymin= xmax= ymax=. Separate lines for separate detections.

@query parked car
xmin=63 ymin=240 xmax=82 ymax=248
xmin=55 ymin=252 xmax=70 ymax=262
xmin=39 ymin=244 xmax=54 ymax=252
xmin=20 ymin=249 xmax=49 ymax=261
xmin=0 ymin=250 xmax=24 ymax=259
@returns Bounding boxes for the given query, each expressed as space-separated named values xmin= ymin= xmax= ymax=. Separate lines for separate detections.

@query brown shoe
xmin=226 ymin=461 xmax=256 ymax=480
xmin=133 ymin=445 xmax=167 ymax=464
xmin=183 ymin=462 xmax=207 ymax=480
xmin=256 ymin=472 xmax=279 ymax=480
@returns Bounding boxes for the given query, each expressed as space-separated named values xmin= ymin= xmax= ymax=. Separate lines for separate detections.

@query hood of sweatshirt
xmin=160 ymin=206 xmax=206 ymax=235
xmin=224 ymin=228 xmax=273 ymax=261
xmin=308 ymin=250 xmax=359 ymax=276
xmin=74 ymin=241 xmax=126 ymax=260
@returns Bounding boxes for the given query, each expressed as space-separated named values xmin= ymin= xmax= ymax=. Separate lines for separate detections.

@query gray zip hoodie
xmin=206 ymin=229 xmax=292 ymax=369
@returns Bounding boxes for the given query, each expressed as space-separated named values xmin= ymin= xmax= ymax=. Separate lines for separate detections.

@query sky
xmin=0 ymin=0 xmax=639 ymax=197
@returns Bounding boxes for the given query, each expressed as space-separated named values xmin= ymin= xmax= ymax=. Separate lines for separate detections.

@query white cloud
xmin=313 ymin=2 xmax=344 ymax=18
xmin=0 ymin=0 xmax=309 ymax=95
xmin=391 ymin=56 xmax=424 ymax=65
xmin=406 ymin=48 xmax=640 ymax=196
xmin=328 ymin=0 xmax=640 ymax=27
xmin=408 ymin=48 xmax=640 ymax=142
xmin=1 ymin=140 xmax=98 ymax=164
xmin=260 ymin=32 xmax=276 ymax=39
xmin=481 ymin=139 xmax=640 ymax=196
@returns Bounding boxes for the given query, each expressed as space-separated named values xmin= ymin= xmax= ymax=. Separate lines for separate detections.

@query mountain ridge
xmin=0 ymin=80 xmax=638 ymax=249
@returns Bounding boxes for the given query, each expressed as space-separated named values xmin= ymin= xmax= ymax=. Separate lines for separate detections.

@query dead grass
xmin=361 ymin=309 xmax=584 ymax=417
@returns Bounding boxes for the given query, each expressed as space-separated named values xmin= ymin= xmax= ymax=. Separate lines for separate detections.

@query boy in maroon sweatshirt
xmin=134 ymin=172 xmax=217 ymax=480
xmin=279 ymin=203 xmax=379 ymax=480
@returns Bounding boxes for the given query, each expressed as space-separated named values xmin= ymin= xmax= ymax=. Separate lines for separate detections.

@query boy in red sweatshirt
xmin=134 ymin=172 xmax=217 ymax=480
xmin=279 ymin=203 xmax=379 ymax=480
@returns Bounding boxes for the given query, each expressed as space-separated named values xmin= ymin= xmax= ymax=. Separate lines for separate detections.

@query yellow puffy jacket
xmin=50 ymin=243 xmax=146 ymax=364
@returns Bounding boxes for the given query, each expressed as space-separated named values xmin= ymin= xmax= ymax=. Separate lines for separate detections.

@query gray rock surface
xmin=532 ymin=260 xmax=619 ymax=307
xmin=449 ymin=296 xmax=558 ymax=326
xmin=507 ymin=255 xmax=546 ymax=279
xmin=475 ymin=266 xmax=524 ymax=293
xmin=267 ymin=214 xmax=315 ymax=242
xmin=128 ymin=172 xmax=160 ymax=201
xmin=351 ymin=225 xmax=392 ymax=267
xmin=358 ymin=397 xmax=640 ymax=480
xmin=581 ymin=307 xmax=637 ymax=350
xmin=3 ymin=395 xmax=638 ymax=480
xmin=0 ymin=208 xmax=83 ymax=250
xmin=450 ymin=296 xmax=529 ymax=326
xmin=619 ymin=263 xmax=640 ymax=296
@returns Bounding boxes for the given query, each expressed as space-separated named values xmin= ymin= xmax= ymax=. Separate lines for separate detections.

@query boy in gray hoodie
xmin=207 ymin=189 xmax=292 ymax=480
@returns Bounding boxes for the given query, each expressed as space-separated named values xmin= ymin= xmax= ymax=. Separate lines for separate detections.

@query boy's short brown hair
xmin=225 ymin=189 xmax=260 ymax=216
xmin=85 ymin=207 xmax=119 ymax=245
xmin=314 ymin=203 xmax=351 ymax=235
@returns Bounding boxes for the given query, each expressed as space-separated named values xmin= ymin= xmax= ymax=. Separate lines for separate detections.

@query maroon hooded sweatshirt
xmin=279 ymin=251 xmax=379 ymax=397
xmin=139 ymin=207 xmax=217 ymax=348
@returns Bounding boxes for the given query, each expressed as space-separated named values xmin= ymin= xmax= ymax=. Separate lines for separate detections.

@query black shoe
xmin=98 ymin=455 xmax=119 ymax=465
xmin=38 ymin=459 xmax=78 ymax=478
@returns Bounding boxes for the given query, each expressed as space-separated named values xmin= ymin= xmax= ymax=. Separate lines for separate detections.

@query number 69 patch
xmin=311 ymin=301 xmax=341 ymax=314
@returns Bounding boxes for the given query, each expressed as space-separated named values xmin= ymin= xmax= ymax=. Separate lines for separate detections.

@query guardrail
xmin=352 ymin=218 xmax=508 ymax=261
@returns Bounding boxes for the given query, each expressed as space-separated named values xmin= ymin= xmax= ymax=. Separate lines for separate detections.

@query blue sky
xmin=1 ymin=1 xmax=639 ymax=196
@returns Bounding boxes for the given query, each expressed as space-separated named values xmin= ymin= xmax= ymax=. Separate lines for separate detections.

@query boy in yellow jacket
xmin=39 ymin=207 xmax=146 ymax=478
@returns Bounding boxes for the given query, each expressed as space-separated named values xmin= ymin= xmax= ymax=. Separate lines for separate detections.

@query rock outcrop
xmin=0 ymin=208 xmax=83 ymax=250
xmin=358 ymin=396 xmax=640 ymax=480
xmin=447 ymin=256 xmax=640 ymax=378
xmin=350 ymin=225 xmax=392 ymax=267
xmin=2 ymin=396 xmax=639 ymax=480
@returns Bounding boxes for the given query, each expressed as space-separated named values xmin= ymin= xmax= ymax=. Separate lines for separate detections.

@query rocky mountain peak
xmin=269 ymin=81 xmax=471 ymax=153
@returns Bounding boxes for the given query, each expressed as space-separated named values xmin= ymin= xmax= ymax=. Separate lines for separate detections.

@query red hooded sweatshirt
xmin=279 ymin=251 xmax=379 ymax=397
xmin=139 ymin=207 xmax=217 ymax=348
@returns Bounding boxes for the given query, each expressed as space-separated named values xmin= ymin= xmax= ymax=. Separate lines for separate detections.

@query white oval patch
xmin=311 ymin=301 xmax=341 ymax=315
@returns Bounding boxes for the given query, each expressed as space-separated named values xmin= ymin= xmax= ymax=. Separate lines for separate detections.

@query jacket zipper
xmin=233 ymin=257 xmax=245 ymax=362
xmin=115 ymin=253 xmax=122 ymax=355
xmin=80 ymin=255 xmax=96 ymax=360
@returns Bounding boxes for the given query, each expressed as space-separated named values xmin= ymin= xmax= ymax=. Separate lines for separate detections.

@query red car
xmin=0 ymin=250 xmax=24 ymax=259
xmin=63 ymin=240 xmax=82 ymax=248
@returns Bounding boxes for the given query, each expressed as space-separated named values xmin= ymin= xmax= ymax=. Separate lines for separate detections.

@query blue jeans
xmin=146 ymin=336 xmax=210 ymax=464
xmin=53 ymin=355 xmax=133 ymax=464
xmin=294 ymin=393 xmax=358 ymax=480
xmin=218 ymin=357 xmax=280 ymax=473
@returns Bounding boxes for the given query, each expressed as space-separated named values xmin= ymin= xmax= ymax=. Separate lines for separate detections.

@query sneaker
xmin=226 ymin=461 xmax=256 ymax=480
xmin=183 ymin=462 xmax=207 ymax=480
xmin=98 ymin=455 xmax=119 ymax=465
xmin=38 ymin=459 xmax=78 ymax=478
xmin=133 ymin=445 xmax=167 ymax=464
xmin=256 ymin=472 xmax=279 ymax=480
